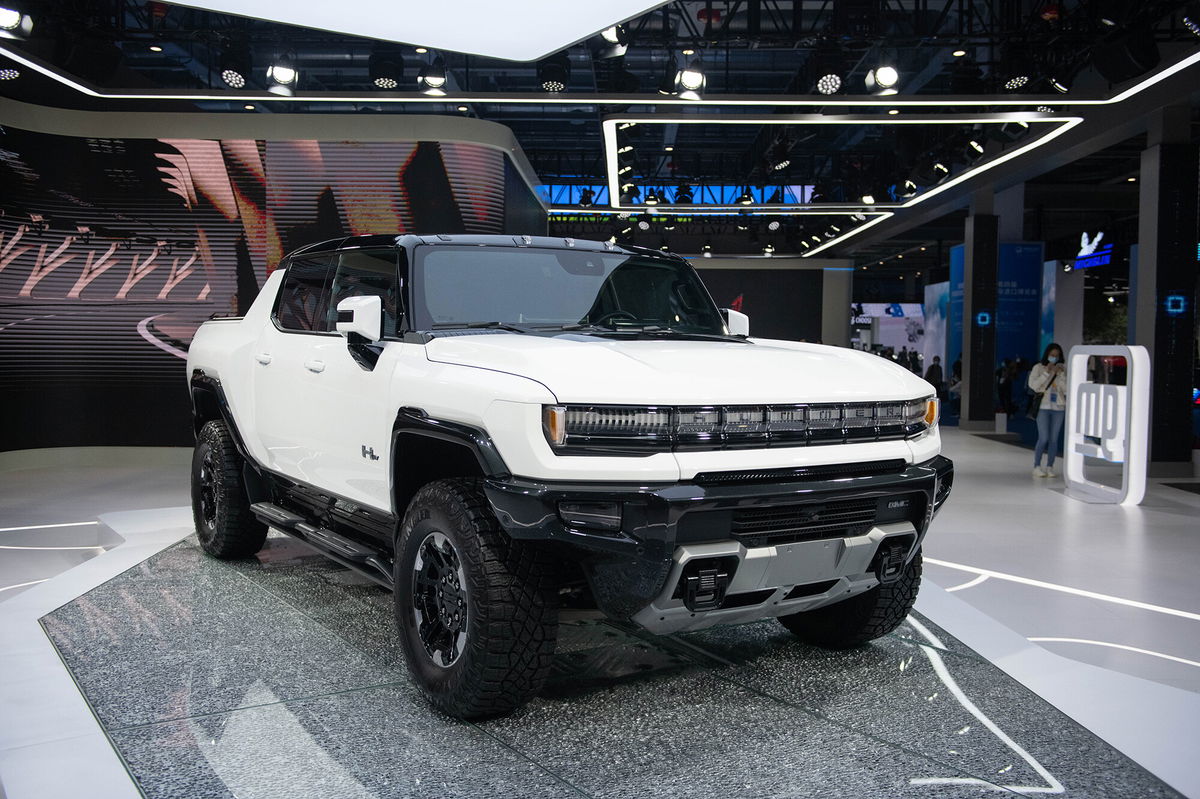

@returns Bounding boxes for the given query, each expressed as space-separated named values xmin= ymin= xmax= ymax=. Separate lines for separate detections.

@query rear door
xmin=252 ymin=252 xmax=336 ymax=482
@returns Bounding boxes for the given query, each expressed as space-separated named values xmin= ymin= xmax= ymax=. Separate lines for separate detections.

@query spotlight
xmin=1185 ymin=3 xmax=1200 ymax=37
xmin=537 ymin=52 xmax=571 ymax=93
xmin=149 ymin=45 xmax=163 ymax=53
xmin=675 ymin=184 xmax=694 ymax=204
xmin=660 ymin=242 xmax=670 ymax=251
xmin=763 ymin=244 xmax=775 ymax=257
xmin=952 ymin=49 xmax=967 ymax=57
xmin=619 ymin=184 xmax=640 ymax=204
xmin=898 ymin=179 xmax=917 ymax=198
xmin=865 ymin=65 xmax=899 ymax=93
xmin=618 ymin=165 xmax=633 ymax=176
xmin=767 ymin=220 xmax=781 ymax=231
xmin=644 ymin=190 xmax=660 ymax=206
xmin=800 ymin=240 xmax=811 ymax=249
xmin=594 ymin=24 xmax=628 ymax=59
xmin=675 ymin=59 xmax=705 ymax=100
xmin=767 ymin=140 xmax=791 ymax=172
xmin=369 ymin=49 xmax=404 ymax=90
xmin=1004 ymin=74 xmax=1030 ymax=90
xmin=816 ymin=73 xmax=841 ymax=95
xmin=617 ymin=145 xmax=633 ymax=154
xmin=0 ymin=67 xmax=17 ymax=80
xmin=219 ymin=41 xmax=250 ymax=89
xmin=579 ymin=188 xmax=595 ymax=208
xmin=0 ymin=4 xmax=31 ymax=38
xmin=1049 ymin=74 xmax=1071 ymax=94
xmin=266 ymin=54 xmax=298 ymax=95
xmin=417 ymin=57 xmax=447 ymax=95
xmin=737 ymin=189 xmax=754 ymax=206
xmin=861 ymin=192 xmax=876 ymax=205
xmin=701 ymin=243 xmax=712 ymax=258
xmin=637 ymin=215 xmax=652 ymax=230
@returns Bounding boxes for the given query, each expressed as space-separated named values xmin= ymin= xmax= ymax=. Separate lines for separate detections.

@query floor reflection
xmin=39 ymin=537 xmax=1180 ymax=799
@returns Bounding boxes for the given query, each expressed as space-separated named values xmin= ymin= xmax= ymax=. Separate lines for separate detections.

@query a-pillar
xmin=959 ymin=190 xmax=999 ymax=427
xmin=1130 ymin=105 xmax=1199 ymax=476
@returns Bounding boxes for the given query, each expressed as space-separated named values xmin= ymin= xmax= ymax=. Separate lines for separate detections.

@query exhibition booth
xmin=1 ymin=2 xmax=1199 ymax=798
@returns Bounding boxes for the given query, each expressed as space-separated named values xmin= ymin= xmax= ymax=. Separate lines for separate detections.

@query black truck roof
xmin=286 ymin=234 xmax=685 ymax=262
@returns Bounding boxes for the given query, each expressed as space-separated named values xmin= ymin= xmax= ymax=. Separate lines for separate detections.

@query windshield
xmin=411 ymin=246 xmax=727 ymax=335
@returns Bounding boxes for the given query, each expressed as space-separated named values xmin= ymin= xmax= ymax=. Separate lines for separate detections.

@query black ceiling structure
xmin=1 ymin=0 xmax=1199 ymax=264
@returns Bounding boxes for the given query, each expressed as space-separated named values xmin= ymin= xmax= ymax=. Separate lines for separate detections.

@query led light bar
xmin=543 ymin=399 xmax=937 ymax=454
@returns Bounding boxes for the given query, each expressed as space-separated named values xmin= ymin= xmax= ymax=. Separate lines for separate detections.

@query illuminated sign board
xmin=1064 ymin=345 xmax=1150 ymax=505
xmin=1072 ymin=231 xmax=1114 ymax=269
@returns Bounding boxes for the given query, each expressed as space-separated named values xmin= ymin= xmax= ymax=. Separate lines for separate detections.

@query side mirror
xmin=721 ymin=308 xmax=750 ymax=337
xmin=336 ymin=295 xmax=383 ymax=342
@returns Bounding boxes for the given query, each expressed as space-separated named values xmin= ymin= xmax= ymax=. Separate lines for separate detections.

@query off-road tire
xmin=395 ymin=478 xmax=558 ymax=719
xmin=778 ymin=550 xmax=922 ymax=649
xmin=191 ymin=420 xmax=268 ymax=559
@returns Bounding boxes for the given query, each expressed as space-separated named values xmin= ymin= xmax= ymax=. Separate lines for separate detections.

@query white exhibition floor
xmin=0 ymin=433 xmax=1198 ymax=798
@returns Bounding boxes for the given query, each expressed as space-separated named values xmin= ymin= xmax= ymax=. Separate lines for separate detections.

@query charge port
xmin=872 ymin=537 xmax=913 ymax=585
xmin=673 ymin=557 xmax=737 ymax=612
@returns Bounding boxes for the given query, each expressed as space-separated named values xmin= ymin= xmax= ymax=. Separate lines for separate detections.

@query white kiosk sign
xmin=1064 ymin=345 xmax=1150 ymax=506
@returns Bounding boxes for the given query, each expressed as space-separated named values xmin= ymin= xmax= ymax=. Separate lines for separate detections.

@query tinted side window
xmin=330 ymin=249 xmax=401 ymax=336
xmin=276 ymin=254 xmax=334 ymax=332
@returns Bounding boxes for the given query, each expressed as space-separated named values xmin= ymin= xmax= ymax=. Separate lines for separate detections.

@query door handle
xmin=304 ymin=359 xmax=326 ymax=373
xmin=255 ymin=353 xmax=272 ymax=365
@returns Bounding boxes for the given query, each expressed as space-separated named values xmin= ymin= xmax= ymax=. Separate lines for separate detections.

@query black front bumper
xmin=484 ymin=455 xmax=953 ymax=620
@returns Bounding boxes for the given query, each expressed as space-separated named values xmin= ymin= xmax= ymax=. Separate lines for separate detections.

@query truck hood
xmin=424 ymin=333 xmax=932 ymax=405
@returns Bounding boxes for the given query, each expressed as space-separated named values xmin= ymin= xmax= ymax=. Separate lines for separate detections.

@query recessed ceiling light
xmin=887 ymin=109 xmax=899 ymax=115
xmin=243 ymin=103 xmax=254 ymax=110
xmin=682 ymin=48 xmax=695 ymax=55
xmin=415 ymin=47 xmax=428 ymax=54
xmin=0 ymin=67 xmax=18 ymax=80
xmin=1126 ymin=176 xmax=1137 ymax=182
xmin=149 ymin=45 xmax=163 ymax=53
xmin=952 ymin=49 xmax=967 ymax=57
xmin=457 ymin=105 xmax=469 ymax=112
xmin=664 ymin=145 xmax=674 ymax=152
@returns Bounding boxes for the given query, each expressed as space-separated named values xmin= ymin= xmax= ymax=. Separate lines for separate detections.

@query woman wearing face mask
xmin=1028 ymin=343 xmax=1067 ymax=477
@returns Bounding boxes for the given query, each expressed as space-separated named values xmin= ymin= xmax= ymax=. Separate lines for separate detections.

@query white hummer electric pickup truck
xmin=187 ymin=234 xmax=953 ymax=718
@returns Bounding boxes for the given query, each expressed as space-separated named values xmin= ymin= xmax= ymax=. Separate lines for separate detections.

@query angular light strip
xmin=0 ymin=42 xmax=1196 ymax=108
xmin=600 ymin=113 xmax=1083 ymax=256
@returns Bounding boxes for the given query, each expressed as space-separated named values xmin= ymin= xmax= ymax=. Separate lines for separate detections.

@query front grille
xmin=693 ymin=459 xmax=908 ymax=486
xmin=731 ymin=498 xmax=877 ymax=548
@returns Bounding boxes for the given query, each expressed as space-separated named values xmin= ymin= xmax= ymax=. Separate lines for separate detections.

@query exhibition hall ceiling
xmin=0 ymin=0 xmax=1198 ymax=259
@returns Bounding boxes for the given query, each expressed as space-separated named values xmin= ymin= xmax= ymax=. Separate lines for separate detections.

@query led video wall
xmin=0 ymin=126 xmax=545 ymax=449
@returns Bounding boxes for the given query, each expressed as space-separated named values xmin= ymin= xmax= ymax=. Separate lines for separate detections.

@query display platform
xmin=31 ymin=529 xmax=1180 ymax=799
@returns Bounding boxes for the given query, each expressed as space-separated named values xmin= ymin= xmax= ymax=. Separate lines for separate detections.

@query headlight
xmin=543 ymin=396 xmax=937 ymax=454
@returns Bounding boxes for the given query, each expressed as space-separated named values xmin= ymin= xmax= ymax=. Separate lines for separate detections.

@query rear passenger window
xmin=329 ymin=249 xmax=401 ymax=336
xmin=275 ymin=255 xmax=334 ymax=332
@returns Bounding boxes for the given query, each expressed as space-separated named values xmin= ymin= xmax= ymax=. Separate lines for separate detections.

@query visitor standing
xmin=1028 ymin=343 xmax=1068 ymax=477
xmin=924 ymin=356 xmax=944 ymax=397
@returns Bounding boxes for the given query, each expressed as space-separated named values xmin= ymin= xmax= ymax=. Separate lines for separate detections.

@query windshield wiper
xmin=431 ymin=321 xmax=537 ymax=334
xmin=558 ymin=323 xmax=742 ymax=342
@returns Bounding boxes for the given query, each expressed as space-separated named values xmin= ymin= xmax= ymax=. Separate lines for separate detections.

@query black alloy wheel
xmin=190 ymin=419 xmax=268 ymax=559
xmin=394 ymin=478 xmax=559 ymax=719
xmin=412 ymin=531 xmax=469 ymax=667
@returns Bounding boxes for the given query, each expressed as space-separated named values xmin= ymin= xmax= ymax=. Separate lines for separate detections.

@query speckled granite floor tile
xmin=108 ymin=684 xmax=577 ymax=799
xmin=40 ymin=535 xmax=1182 ymax=799
xmin=40 ymin=542 xmax=402 ymax=728
xmin=673 ymin=618 xmax=1181 ymax=798
xmin=481 ymin=666 xmax=1019 ymax=799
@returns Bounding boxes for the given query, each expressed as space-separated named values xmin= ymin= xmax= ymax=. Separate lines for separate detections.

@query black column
xmin=962 ymin=213 xmax=999 ymax=424
xmin=1146 ymin=142 xmax=1198 ymax=466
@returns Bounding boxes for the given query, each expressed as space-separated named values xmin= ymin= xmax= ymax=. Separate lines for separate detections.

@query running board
xmin=250 ymin=502 xmax=394 ymax=589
